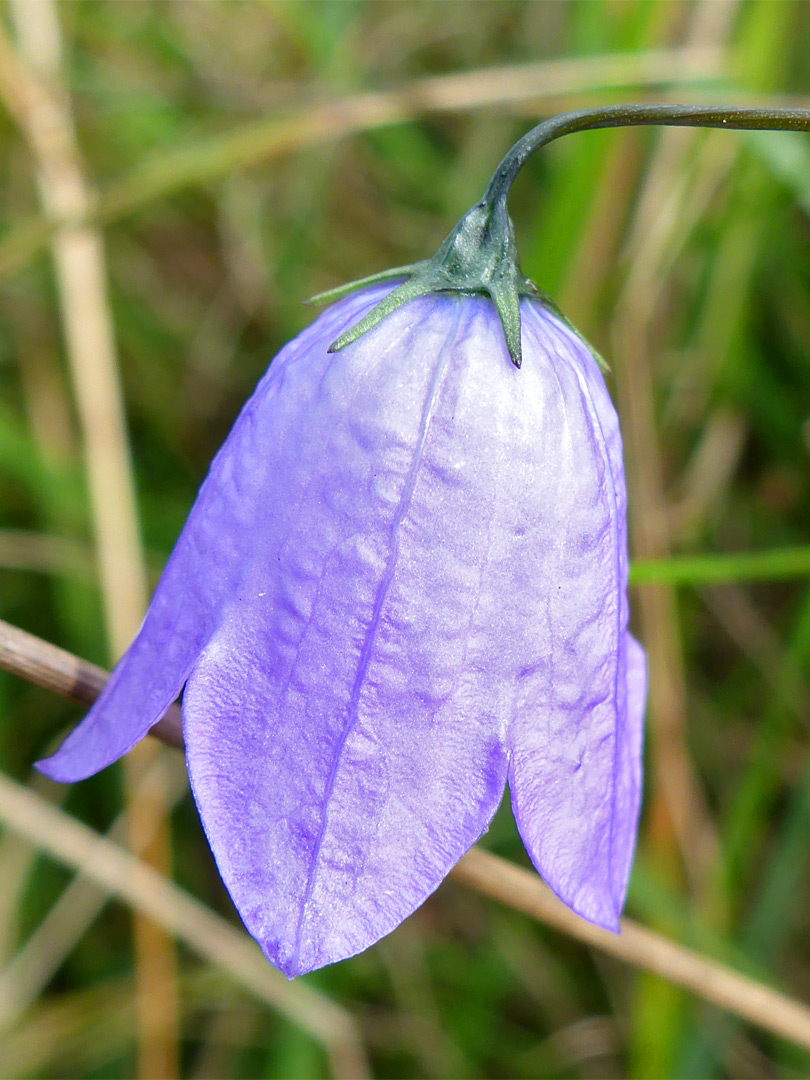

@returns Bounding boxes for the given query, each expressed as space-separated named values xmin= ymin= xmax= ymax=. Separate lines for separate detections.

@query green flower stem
xmin=483 ymin=103 xmax=810 ymax=208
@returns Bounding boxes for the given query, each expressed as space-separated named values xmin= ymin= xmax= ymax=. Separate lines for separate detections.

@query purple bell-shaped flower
xmin=38 ymin=281 xmax=645 ymax=976
xmin=37 ymin=105 xmax=659 ymax=977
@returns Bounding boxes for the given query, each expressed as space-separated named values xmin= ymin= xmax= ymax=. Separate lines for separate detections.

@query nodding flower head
xmin=35 ymin=97 xmax=810 ymax=977
xmin=44 ymin=104 xmax=742 ymax=977
xmin=38 ymin=282 xmax=645 ymax=977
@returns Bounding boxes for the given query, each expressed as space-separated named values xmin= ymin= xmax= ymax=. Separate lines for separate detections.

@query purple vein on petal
xmin=265 ymin=309 xmax=441 ymax=749
xmin=290 ymin=301 xmax=465 ymax=968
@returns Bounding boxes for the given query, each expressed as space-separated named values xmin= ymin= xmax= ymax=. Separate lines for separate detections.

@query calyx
xmin=307 ymin=103 xmax=810 ymax=370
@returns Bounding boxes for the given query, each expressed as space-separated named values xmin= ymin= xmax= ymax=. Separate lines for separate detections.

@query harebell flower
xmin=38 ymin=104 xmax=810 ymax=977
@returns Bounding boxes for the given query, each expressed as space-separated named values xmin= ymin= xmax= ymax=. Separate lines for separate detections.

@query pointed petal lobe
xmin=610 ymin=632 xmax=647 ymax=906
xmin=506 ymin=302 xmax=642 ymax=932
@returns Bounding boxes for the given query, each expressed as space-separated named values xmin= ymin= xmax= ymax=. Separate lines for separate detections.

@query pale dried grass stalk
xmin=452 ymin=848 xmax=810 ymax=1052
xmin=0 ymin=45 xmax=730 ymax=280
xmin=0 ymin=10 xmax=178 ymax=1074
xmin=0 ymin=757 xmax=187 ymax=1033
xmin=0 ymin=771 xmax=370 ymax=1080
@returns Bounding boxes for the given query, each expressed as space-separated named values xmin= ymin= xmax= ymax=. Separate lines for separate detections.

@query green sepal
xmin=319 ymin=200 xmax=540 ymax=368
xmin=534 ymin=287 xmax=610 ymax=374
xmin=304 ymin=103 xmax=810 ymax=373
xmin=304 ymin=262 xmax=429 ymax=307
xmin=328 ymin=273 xmax=442 ymax=353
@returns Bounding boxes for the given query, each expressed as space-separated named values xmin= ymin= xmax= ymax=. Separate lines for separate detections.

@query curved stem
xmin=483 ymin=103 xmax=810 ymax=207
xmin=322 ymin=101 xmax=810 ymax=367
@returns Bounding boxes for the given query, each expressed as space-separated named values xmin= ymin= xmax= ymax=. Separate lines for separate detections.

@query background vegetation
xmin=1 ymin=1 xmax=809 ymax=1077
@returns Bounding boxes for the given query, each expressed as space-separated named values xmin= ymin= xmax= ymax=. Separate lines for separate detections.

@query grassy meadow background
xmin=1 ymin=1 xmax=810 ymax=1077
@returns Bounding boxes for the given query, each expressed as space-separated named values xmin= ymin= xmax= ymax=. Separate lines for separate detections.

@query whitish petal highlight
xmin=507 ymin=303 xmax=638 ymax=932
xmin=37 ymin=286 xmax=400 ymax=783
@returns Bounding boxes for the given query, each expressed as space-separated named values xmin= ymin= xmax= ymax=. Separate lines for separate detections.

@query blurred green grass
xmin=1 ymin=1 xmax=809 ymax=1077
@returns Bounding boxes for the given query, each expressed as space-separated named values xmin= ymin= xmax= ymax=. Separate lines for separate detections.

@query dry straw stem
xmin=0 ymin=45 xmax=726 ymax=280
xmin=0 ymin=771 xmax=370 ymax=1080
xmin=0 ymin=529 xmax=95 ymax=582
xmin=0 ymin=756 xmax=188 ymax=1034
xmin=0 ymin=10 xmax=178 ymax=1073
xmin=0 ymin=618 xmax=183 ymax=748
xmin=607 ymin=0 xmax=736 ymax=905
xmin=4 ymin=619 xmax=810 ymax=1054
xmin=0 ymin=6 xmax=149 ymax=656
xmin=451 ymin=850 xmax=810 ymax=1052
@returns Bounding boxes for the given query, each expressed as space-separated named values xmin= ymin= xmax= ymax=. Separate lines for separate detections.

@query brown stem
xmin=0 ymin=618 xmax=182 ymax=749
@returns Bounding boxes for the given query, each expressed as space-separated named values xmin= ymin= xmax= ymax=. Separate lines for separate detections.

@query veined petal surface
xmin=184 ymin=292 xmax=642 ymax=974
xmin=37 ymin=282 xmax=645 ymax=972
xmin=183 ymin=295 xmax=537 ymax=975
xmin=37 ymin=286 xmax=401 ymax=782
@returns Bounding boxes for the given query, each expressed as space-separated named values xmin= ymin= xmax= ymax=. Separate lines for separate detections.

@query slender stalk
xmin=0 ymin=48 xmax=725 ymax=282
xmin=0 ymin=12 xmax=180 ymax=1072
xmin=322 ymin=102 xmax=810 ymax=367
xmin=0 ymin=772 xmax=370 ymax=1080
xmin=483 ymin=103 xmax=810 ymax=207
xmin=0 ymin=619 xmax=182 ymax=749
xmin=453 ymin=849 xmax=810 ymax=1053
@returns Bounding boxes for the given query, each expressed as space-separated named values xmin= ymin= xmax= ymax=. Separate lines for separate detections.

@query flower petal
xmin=37 ymin=285 xmax=400 ymax=783
xmin=506 ymin=303 xmax=642 ymax=932
xmin=182 ymin=298 xmax=521 ymax=975
xmin=610 ymin=632 xmax=647 ymax=906
xmin=184 ymin=613 xmax=507 ymax=977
